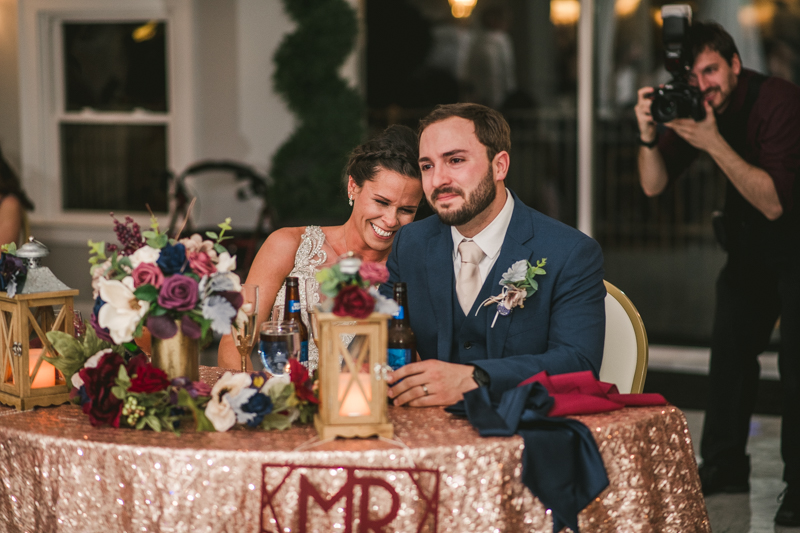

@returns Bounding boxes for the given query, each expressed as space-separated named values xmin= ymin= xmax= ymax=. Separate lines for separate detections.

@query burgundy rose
xmin=187 ymin=251 xmax=216 ymax=277
xmin=158 ymin=275 xmax=198 ymax=311
xmin=79 ymin=352 xmax=125 ymax=427
xmin=129 ymin=364 xmax=170 ymax=393
xmin=289 ymin=359 xmax=319 ymax=404
xmin=359 ymin=261 xmax=389 ymax=285
xmin=333 ymin=285 xmax=375 ymax=319
xmin=132 ymin=263 xmax=164 ymax=288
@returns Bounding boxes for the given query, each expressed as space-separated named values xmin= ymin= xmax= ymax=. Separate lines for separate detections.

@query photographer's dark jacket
xmin=657 ymin=68 xmax=800 ymax=253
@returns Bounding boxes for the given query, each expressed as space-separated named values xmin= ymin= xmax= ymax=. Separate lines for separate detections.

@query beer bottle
xmin=387 ymin=282 xmax=416 ymax=370
xmin=282 ymin=277 xmax=309 ymax=363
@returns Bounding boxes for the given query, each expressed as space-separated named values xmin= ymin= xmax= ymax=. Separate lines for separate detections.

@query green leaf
xmin=177 ymin=389 xmax=216 ymax=431
xmin=136 ymin=418 xmax=146 ymax=430
xmin=150 ymin=305 xmax=168 ymax=317
xmin=43 ymin=331 xmax=90 ymax=383
xmin=134 ymin=285 xmax=159 ymax=302
xmin=218 ymin=218 xmax=232 ymax=232
xmin=530 ymin=279 xmax=538 ymax=291
xmin=142 ymin=231 xmax=157 ymax=239
xmin=147 ymin=233 xmax=168 ymax=249
xmin=111 ymin=386 xmax=127 ymax=400
xmin=145 ymin=416 xmax=162 ymax=432
xmin=533 ymin=268 xmax=546 ymax=276
xmin=213 ymin=243 xmax=227 ymax=254
xmin=205 ymin=231 xmax=218 ymax=240
xmin=260 ymin=412 xmax=292 ymax=431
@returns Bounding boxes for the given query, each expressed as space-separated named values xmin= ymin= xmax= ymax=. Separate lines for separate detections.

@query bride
xmin=218 ymin=125 xmax=423 ymax=370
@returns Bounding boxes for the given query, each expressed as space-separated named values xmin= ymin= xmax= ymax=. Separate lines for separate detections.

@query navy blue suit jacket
xmin=381 ymin=191 xmax=606 ymax=397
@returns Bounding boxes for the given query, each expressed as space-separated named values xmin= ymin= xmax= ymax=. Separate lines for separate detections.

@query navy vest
xmin=449 ymin=262 xmax=500 ymax=364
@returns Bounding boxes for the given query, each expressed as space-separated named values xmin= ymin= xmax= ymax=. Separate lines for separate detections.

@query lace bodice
xmin=271 ymin=226 xmax=327 ymax=372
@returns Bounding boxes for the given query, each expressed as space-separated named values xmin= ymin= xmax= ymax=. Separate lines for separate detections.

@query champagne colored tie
xmin=457 ymin=240 xmax=486 ymax=314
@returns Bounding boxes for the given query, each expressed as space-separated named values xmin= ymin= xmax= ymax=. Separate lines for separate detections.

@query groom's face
xmin=418 ymin=117 xmax=497 ymax=226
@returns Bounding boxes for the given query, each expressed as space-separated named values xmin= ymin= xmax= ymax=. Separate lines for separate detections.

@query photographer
xmin=635 ymin=20 xmax=800 ymax=526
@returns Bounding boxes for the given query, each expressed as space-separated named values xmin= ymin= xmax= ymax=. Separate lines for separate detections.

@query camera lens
xmin=651 ymin=93 xmax=678 ymax=123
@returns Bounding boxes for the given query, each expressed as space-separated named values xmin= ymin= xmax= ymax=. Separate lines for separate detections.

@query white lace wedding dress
xmin=271 ymin=225 xmax=327 ymax=372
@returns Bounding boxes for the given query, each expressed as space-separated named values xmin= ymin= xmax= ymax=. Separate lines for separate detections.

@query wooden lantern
xmin=0 ymin=239 xmax=78 ymax=410
xmin=314 ymin=312 xmax=393 ymax=439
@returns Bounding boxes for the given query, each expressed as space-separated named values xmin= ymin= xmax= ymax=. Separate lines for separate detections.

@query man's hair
xmin=688 ymin=21 xmax=741 ymax=66
xmin=418 ymin=103 xmax=511 ymax=162
xmin=345 ymin=124 xmax=421 ymax=187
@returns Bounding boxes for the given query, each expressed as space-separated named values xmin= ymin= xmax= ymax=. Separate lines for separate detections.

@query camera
xmin=650 ymin=5 xmax=706 ymax=123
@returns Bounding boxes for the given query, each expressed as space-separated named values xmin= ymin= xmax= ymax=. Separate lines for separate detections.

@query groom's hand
xmin=387 ymin=360 xmax=477 ymax=407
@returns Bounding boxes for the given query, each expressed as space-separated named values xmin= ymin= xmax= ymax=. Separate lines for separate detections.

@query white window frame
xmin=18 ymin=0 xmax=195 ymax=244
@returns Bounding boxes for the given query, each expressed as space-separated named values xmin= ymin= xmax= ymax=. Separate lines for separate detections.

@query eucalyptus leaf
xmin=205 ymin=231 xmax=219 ymax=239
xmin=533 ymin=268 xmax=546 ymax=276
xmin=213 ymin=243 xmax=226 ymax=254
xmin=150 ymin=305 xmax=168 ymax=317
xmin=111 ymin=386 xmax=127 ymax=400
xmin=136 ymin=418 xmax=146 ymax=430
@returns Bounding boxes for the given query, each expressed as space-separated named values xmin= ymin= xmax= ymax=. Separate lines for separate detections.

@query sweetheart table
xmin=0 ymin=366 xmax=709 ymax=532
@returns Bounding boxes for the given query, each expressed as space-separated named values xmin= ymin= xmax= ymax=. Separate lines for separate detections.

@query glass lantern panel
xmin=338 ymin=334 xmax=372 ymax=418
xmin=27 ymin=304 xmax=68 ymax=387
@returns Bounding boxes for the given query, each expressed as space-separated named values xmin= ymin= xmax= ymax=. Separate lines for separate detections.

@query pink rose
xmin=132 ymin=263 xmax=164 ymax=288
xmin=359 ymin=261 xmax=389 ymax=285
xmin=188 ymin=251 xmax=217 ymax=277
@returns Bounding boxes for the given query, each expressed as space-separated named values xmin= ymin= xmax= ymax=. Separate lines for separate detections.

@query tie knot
xmin=458 ymin=240 xmax=485 ymax=265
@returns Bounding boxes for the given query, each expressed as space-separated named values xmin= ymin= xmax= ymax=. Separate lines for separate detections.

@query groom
xmin=382 ymin=103 xmax=606 ymax=406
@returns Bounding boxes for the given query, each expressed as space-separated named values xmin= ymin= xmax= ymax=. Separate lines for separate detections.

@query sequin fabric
xmin=271 ymin=225 xmax=327 ymax=373
xmin=0 ymin=367 xmax=709 ymax=532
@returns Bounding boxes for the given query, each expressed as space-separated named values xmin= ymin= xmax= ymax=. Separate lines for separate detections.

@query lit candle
xmin=337 ymin=373 xmax=372 ymax=417
xmin=28 ymin=348 xmax=56 ymax=388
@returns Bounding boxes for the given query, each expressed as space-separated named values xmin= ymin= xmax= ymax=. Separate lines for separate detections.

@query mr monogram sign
xmin=260 ymin=463 xmax=441 ymax=532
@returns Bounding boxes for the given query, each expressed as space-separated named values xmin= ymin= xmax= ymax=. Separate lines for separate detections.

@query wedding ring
xmin=422 ymin=384 xmax=429 ymax=396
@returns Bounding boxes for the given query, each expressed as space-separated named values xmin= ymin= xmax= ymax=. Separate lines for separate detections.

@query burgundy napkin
xmin=518 ymin=370 xmax=668 ymax=417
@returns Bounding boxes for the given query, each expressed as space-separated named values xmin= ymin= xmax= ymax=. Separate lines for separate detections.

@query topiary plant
xmin=271 ymin=0 xmax=365 ymax=223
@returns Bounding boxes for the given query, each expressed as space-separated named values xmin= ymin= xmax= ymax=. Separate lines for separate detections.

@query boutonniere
xmin=478 ymin=258 xmax=547 ymax=328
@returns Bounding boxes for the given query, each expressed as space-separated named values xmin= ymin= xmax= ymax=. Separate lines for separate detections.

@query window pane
xmin=61 ymin=124 xmax=168 ymax=212
xmin=63 ymin=22 xmax=168 ymax=112
xmin=366 ymin=0 xmax=577 ymax=224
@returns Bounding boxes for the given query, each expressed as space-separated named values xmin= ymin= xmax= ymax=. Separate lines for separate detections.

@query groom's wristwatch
xmin=472 ymin=366 xmax=491 ymax=388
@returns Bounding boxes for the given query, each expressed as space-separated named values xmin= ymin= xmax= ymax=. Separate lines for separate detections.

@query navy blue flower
xmin=93 ymin=296 xmax=105 ymax=316
xmin=242 ymin=393 xmax=273 ymax=428
xmin=156 ymin=243 xmax=187 ymax=275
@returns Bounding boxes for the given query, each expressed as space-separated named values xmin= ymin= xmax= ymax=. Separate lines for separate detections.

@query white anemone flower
xmin=205 ymin=372 xmax=252 ymax=431
xmin=216 ymin=252 xmax=237 ymax=273
xmin=128 ymin=246 xmax=161 ymax=269
xmin=97 ymin=277 xmax=150 ymax=344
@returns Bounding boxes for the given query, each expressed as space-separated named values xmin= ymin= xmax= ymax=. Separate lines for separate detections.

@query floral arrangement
xmin=0 ymin=243 xmax=27 ymax=297
xmin=315 ymin=254 xmax=398 ymax=319
xmin=480 ymin=258 xmax=547 ymax=327
xmin=44 ymin=327 xmax=319 ymax=433
xmin=88 ymin=214 xmax=244 ymax=347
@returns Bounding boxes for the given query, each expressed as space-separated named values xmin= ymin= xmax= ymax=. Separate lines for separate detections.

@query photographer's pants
xmin=700 ymin=247 xmax=800 ymax=486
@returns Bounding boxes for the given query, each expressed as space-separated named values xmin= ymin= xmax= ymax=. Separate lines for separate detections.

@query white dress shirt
xmin=452 ymin=190 xmax=515 ymax=285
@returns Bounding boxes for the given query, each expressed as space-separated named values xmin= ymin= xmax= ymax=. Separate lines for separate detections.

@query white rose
xmin=128 ymin=246 xmax=161 ymax=269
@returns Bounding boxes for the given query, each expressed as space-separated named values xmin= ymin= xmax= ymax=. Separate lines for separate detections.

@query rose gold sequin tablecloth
xmin=0 ymin=366 xmax=709 ymax=533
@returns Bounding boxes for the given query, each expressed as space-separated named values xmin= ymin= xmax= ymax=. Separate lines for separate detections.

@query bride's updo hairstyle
xmin=345 ymin=125 xmax=422 ymax=188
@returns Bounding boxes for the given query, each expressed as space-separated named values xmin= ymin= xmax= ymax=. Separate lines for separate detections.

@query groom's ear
xmin=492 ymin=151 xmax=510 ymax=183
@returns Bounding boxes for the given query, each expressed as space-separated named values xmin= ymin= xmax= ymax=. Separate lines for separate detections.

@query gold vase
xmin=151 ymin=322 xmax=199 ymax=381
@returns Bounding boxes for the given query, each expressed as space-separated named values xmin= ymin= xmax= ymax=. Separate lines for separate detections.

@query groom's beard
xmin=430 ymin=166 xmax=496 ymax=227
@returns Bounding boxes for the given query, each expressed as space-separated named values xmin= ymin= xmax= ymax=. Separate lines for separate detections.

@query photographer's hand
xmin=668 ymin=100 xmax=783 ymax=220
xmin=636 ymin=86 xmax=669 ymax=197
xmin=666 ymin=100 xmax=722 ymax=152
xmin=634 ymin=87 xmax=658 ymax=142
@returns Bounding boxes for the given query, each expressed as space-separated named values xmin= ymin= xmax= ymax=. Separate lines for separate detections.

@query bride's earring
xmin=348 ymin=195 xmax=354 ymax=207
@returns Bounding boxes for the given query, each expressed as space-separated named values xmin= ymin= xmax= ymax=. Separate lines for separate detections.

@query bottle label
xmin=289 ymin=300 xmax=301 ymax=313
xmin=393 ymin=306 xmax=405 ymax=320
xmin=300 ymin=340 xmax=309 ymax=362
xmin=387 ymin=348 xmax=411 ymax=370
